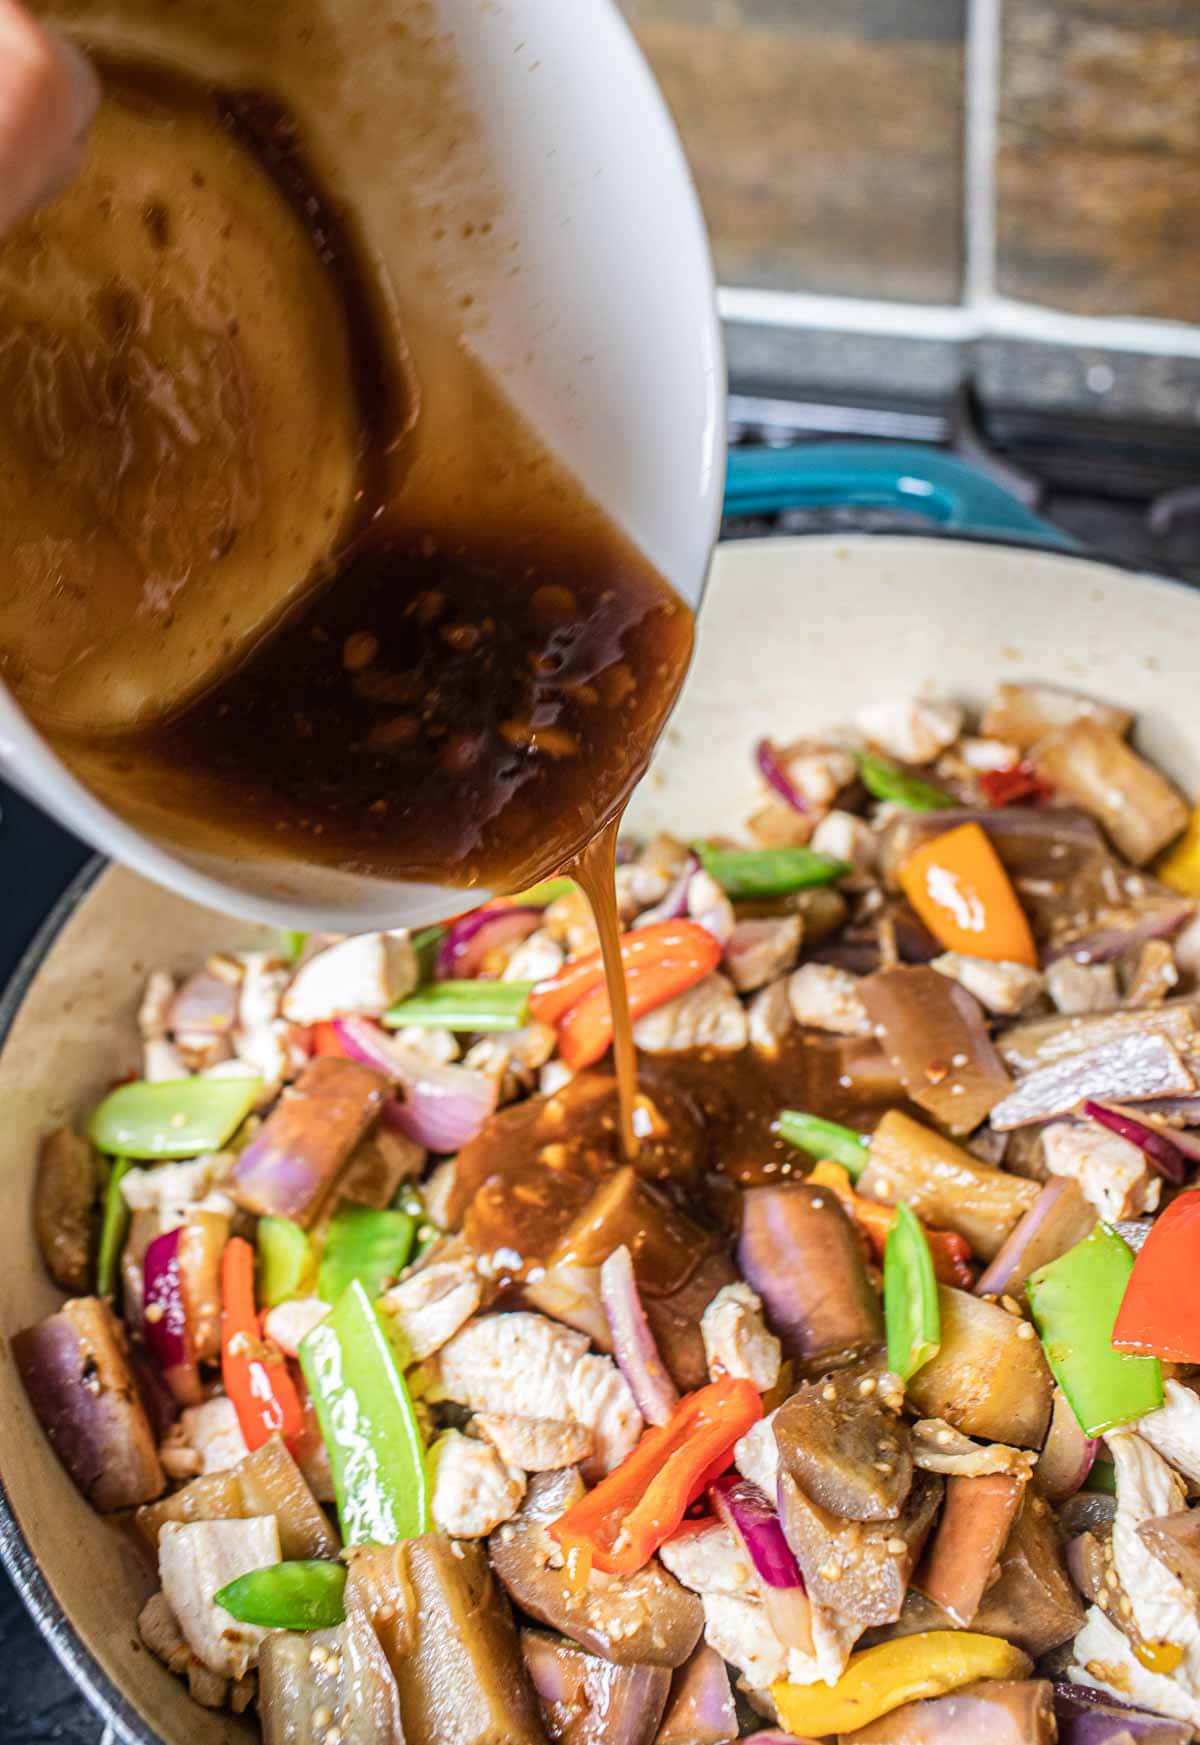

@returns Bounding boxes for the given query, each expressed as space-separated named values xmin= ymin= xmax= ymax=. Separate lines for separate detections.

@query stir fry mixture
xmin=22 ymin=680 xmax=1200 ymax=1744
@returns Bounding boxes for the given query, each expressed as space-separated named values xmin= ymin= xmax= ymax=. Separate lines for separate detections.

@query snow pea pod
xmin=96 ymin=1157 xmax=132 ymax=1299
xmin=695 ymin=844 xmax=849 ymax=899
xmin=859 ymin=753 xmax=954 ymax=812
xmin=299 ymin=1280 xmax=428 ymax=1545
xmin=317 ymin=1207 xmax=415 ymax=1306
xmin=89 ymin=1077 xmax=261 ymax=1160
xmin=257 ymin=1216 xmax=314 ymax=1309
xmin=215 ymin=1560 xmax=346 ymax=1630
xmin=383 ymin=980 xmax=533 ymax=1033
xmin=885 ymin=1201 xmax=941 ymax=1381
xmin=777 ymin=1109 xmax=870 ymax=1179
xmin=1027 ymin=1222 xmax=1163 ymax=1437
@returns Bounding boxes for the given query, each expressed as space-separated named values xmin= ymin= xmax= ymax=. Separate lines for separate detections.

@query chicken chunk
xmin=700 ymin=1283 xmax=781 ymax=1391
xmin=471 ymin=1413 xmax=593 ymax=1471
xmin=1070 ymin=1431 xmax=1200 ymax=1728
xmin=687 ymin=870 xmax=736 ymax=946
xmin=748 ymin=978 xmax=794 ymax=1054
xmin=431 ymin=1311 xmax=642 ymax=1475
xmin=660 ymin=1521 xmax=756 ymax=1600
xmin=121 ymin=1153 xmax=234 ymax=1221
xmin=463 ymin=1021 xmax=558 ymax=1101
xmin=777 ymin=743 xmax=859 ymax=811
xmin=615 ymin=859 xmax=673 ymax=919
xmin=139 ymin=1591 xmax=255 ymax=1712
xmin=1042 ymin=1122 xmax=1161 ymax=1223
xmin=262 ymin=1297 xmax=330 ymax=1359
xmin=177 ymin=1397 xmax=249 ymax=1477
xmin=144 ymin=1038 xmax=189 ymax=1082
xmin=725 ymin=917 xmax=803 ymax=994
xmin=734 ymin=1410 xmax=780 ymax=1500
xmin=234 ymin=952 xmax=288 ymax=1029
xmin=1138 ymin=1382 xmax=1200 ymax=1490
xmin=1045 ymin=958 xmax=1119 ymax=1016
xmin=232 ymin=1018 xmax=304 ymax=1097
xmin=811 ymin=809 xmax=878 ymax=875
xmin=633 ymin=973 xmax=748 ymax=1053
xmin=158 ymin=1516 xmax=281 ymax=1679
xmin=787 ymin=963 xmax=871 ymax=1036
xmin=429 ymin=1429 xmax=525 ymax=1538
xmin=138 ymin=970 xmax=176 ymax=1041
xmin=379 ymin=1257 xmax=482 ymax=1362
xmin=958 ymin=736 xmax=1021 ymax=772
xmin=502 ymin=929 xmax=565 ymax=985
xmin=931 ymin=952 xmax=1045 ymax=1017
xmin=281 ymin=931 xmax=417 ymax=1024
xmin=856 ymin=696 xmax=963 ymax=765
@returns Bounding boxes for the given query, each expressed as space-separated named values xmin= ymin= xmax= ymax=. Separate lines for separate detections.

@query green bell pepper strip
xmin=317 ymin=1206 xmax=415 ymax=1305
xmin=299 ymin=1279 xmax=428 ymax=1544
xmin=511 ymin=876 xmax=576 ymax=906
xmin=96 ymin=1157 xmax=133 ymax=1299
xmin=1026 ymin=1223 xmax=1163 ymax=1437
xmin=695 ymin=844 xmax=850 ymax=900
xmin=382 ymin=980 xmax=534 ymax=1033
xmin=215 ymin=1560 xmax=346 ymax=1630
xmin=410 ymin=925 xmax=446 ymax=981
xmin=777 ymin=1110 xmax=870 ymax=1180
xmin=859 ymin=753 xmax=955 ymax=812
xmin=280 ymin=929 xmax=307 ymax=963
xmin=257 ymin=1217 xmax=314 ymax=1309
xmin=885 ymin=1201 xmax=941 ymax=1381
xmin=88 ymin=1077 xmax=262 ymax=1160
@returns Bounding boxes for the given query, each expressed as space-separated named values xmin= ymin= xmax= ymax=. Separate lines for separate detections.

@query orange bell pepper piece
xmin=1113 ymin=1188 xmax=1200 ymax=1363
xmin=898 ymin=821 xmax=1037 ymax=968
xmin=549 ymin=1376 xmax=762 ymax=1574
xmin=530 ymin=920 xmax=723 ymax=1071
xmin=220 ymin=1237 xmax=304 ymax=1452
xmin=809 ymin=1162 xmax=974 ymax=1288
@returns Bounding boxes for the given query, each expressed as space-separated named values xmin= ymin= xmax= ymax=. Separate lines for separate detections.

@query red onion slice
xmin=634 ymin=854 xmax=699 ymax=929
xmin=1047 ymin=899 xmax=1194 ymax=968
xmin=974 ymin=1176 xmax=1094 ymax=1298
xmin=1036 ymin=1388 xmax=1100 ymax=1503
xmin=1083 ymin=1099 xmax=1190 ymax=1185
xmin=712 ymin=1473 xmax=814 ymax=1655
xmin=143 ymin=1227 xmax=201 ymax=1405
xmin=167 ymin=970 xmax=237 ymax=1035
xmin=436 ymin=906 xmax=543 ymax=980
xmin=599 ymin=1245 xmax=679 ymax=1427
xmin=756 ymin=739 xmax=810 ymax=814
xmin=333 ymin=1016 xmax=497 ymax=1151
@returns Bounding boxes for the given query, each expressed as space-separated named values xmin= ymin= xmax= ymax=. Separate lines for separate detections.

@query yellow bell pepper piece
xmin=770 ymin=1631 xmax=1032 ymax=1737
xmin=1158 ymin=803 xmax=1200 ymax=896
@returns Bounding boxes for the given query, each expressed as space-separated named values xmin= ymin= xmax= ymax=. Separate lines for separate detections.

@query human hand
xmin=0 ymin=0 xmax=98 ymax=236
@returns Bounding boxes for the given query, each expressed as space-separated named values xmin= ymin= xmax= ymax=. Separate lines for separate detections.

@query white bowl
xmin=0 ymin=0 xmax=724 ymax=932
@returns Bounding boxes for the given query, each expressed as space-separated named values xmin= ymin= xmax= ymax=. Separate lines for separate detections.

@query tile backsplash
xmin=621 ymin=0 xmax=1200 ymax=328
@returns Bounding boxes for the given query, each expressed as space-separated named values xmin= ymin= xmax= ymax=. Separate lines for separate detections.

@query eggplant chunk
xmin=15 ymin=1296 xmax=164 ymax=1510
xmin=777 ymin=1466 xmax=941 ymax=1628
xmin=841 ymin=1677 xmax=1056 ymax=1743
xmin=654 ymin=1643 xmax=737 ymax=1745
xmin=773 ymin=1366 xmax=913 ymax=1521
xmin=260 ymin=1619 xmax=405 ymax=1745
xmin=859 ymin=1111 xmax=1038 ymax=1263
xmin=490 ymin=1469 xmax=703 ymax=1668
xmin=231 ymin=1057 xmax=389 ymax=1225
xmin=737 ymin=1182 xmax=883 ymax=1375
xmin=859 ymin=966 xmax=1011 ymax=1135
xmin=1137 ymin=1508 xmax=1200 ymax=1595
xmin=388 ymin=1534 xmax=548 ymax=1745
xmin=913 ymin=1472 xmax=1026 ymax=1625
xmin=905 ymin=1288 xmax=1053 ymax=1448
xmin=645 ymin=1247 xmax=739 ymax=1395
xmin=521 ymin=1630 xmax=670 ymax=1745
xmin=32 ymin=1127 xmax=95 ymax=1293
xmin=137 ymin=1434 xmax=338 ymax=1559
xmin=971 ymin=1489 xmax=1084 ymax=1657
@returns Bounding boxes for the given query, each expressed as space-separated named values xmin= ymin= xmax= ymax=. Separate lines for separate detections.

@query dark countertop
xmin=0 ymin=782 xmax=102 ymax=1743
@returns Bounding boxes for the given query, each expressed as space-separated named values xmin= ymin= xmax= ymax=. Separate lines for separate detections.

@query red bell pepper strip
xmin=979 ymin=761 xmax=1052 ymax=808
xmin=549 ymin=1376 xmax=762 ymax=1574
xmin=1113 ymin=1188 xmax=1200 ymax=1363
xmin=530 ymin=921 xmax=723 ymax=1071
xmin=220 ymin=1236 xmax=304 ymax=1451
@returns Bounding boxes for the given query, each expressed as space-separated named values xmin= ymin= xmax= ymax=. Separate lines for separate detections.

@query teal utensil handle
xmin=724 ymin=443 xmax=1078 ymax=550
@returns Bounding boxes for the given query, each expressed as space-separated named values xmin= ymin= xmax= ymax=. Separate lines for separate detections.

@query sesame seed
xmin=858 ymin=1377 xmax=877 ymax=1397
xmin=874 ymin=1461 xmax=894 ymax=1475
xmin=325 ymin=1729 xmax=343 ymax=1745
xmin=1000 ymin=1295 xmax=1023 ymax=1317
xmin=885 ymin=1538 xmax=907 ymax=1556
xmin=144 ymin=1304 xmax=165 ymax=1324
xmin=818 ymin=1562 xmax=841 ymax=1582
xmin=1105 ymin=1570 xmax=1120 ymax=1591
xmin=936 ymin=1428 xmax=954 ymax=1446
xmin=822 ymin=1385 xmax=837 ymax=1403
xmin=313 ymin=1708 xmax=333 ymax=1731
xmin=1119 ymin=1597 xmax=1132 ymax=1619
xmin=1016 ymin=1321 xmax=1036 ymax=1340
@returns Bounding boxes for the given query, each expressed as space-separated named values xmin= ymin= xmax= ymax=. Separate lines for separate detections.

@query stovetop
xmin=2 ymin=385 xmax=1197 ymax=1744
